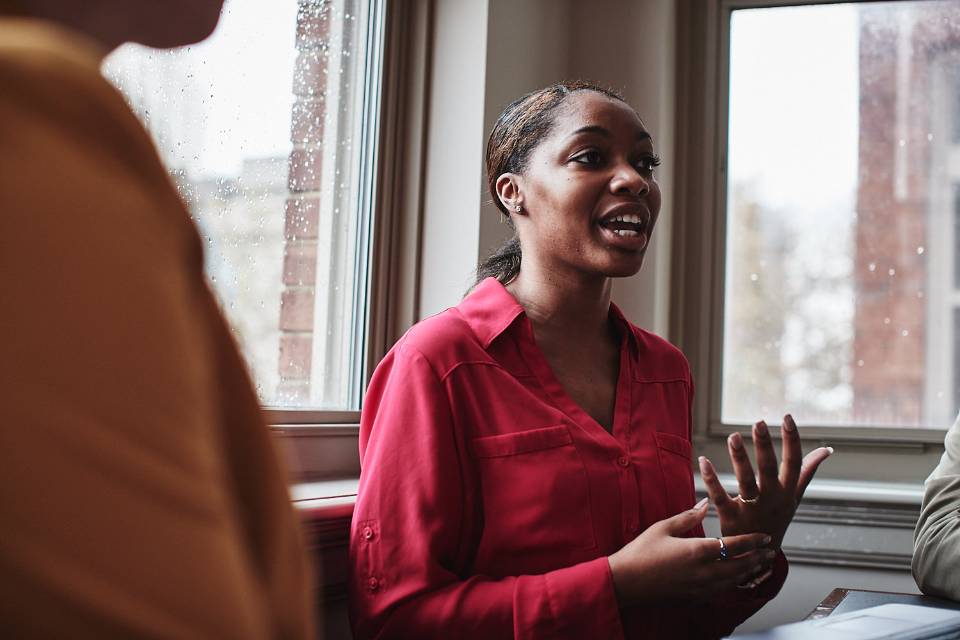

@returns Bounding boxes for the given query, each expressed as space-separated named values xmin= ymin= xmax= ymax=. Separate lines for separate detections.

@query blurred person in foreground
xmin=0 ymin=1 xmax=314 ymax=637
xmin=914 ymin=412 xmax=960 ymax=600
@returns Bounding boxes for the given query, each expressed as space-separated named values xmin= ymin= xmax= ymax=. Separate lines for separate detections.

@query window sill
xmin=293 ymin=477 xmax=359 ymax=511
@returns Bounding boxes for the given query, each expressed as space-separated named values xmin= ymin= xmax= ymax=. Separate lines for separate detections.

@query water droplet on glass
xmin=857 ymin=360 xmax=864 ymax=367
xmin=883 ymin=317 xmax=891 ymax=325
xmin=868 ymin=263 xmax=876 ymax=272
xmin=901 ymin=330 xmax=909 ymax=337
xmin=750 ymin=273 xmax=759 ymax=282
xmin=917 ymin=246 xmax=925 ymax=255
xmin=888 ymin=268 xmax=895 ymax=276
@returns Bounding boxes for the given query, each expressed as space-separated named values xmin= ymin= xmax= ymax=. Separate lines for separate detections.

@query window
xmin=103 ymin=0 xmax=386 ymax=414
xmin=716 ymin=0 xmax=960 ymax=434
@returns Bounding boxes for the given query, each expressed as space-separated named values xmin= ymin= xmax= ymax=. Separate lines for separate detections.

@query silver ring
xmin=716 ymin=537 xmax=729 ymax=560
xmin=737 ymin=494 xmax=759 ymax=505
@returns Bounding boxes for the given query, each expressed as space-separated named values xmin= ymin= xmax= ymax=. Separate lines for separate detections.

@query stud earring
xmin=515 ymin=204 xmax=522 ymax=213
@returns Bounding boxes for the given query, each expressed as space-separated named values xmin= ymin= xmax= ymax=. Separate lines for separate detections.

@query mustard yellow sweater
xmin=0 ymin=17 xmax=314 ymax=638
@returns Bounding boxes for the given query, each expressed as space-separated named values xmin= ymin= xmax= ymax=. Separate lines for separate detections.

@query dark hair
xmin=475 ymin=80 xmax=628 ymax=287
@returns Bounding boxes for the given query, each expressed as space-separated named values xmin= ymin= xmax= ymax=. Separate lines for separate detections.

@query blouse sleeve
xmin=688 ymin=550 xmax=788 ymax=638
xmin=348 ymin=343 xmax=624 ymax=640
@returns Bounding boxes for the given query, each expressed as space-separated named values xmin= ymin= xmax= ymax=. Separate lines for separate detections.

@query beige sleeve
xmin=913 ymin=412 xmax=960 ymax=598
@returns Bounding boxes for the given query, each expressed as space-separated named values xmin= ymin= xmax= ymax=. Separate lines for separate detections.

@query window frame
xmin=672 ymin=0 xmax=950 ymax=478
xmin=267 ymin=0 xmax=433 ymax=481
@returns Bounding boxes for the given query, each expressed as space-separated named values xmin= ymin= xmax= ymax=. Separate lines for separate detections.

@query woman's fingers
xmin=796 ymin=446 xmax=834 ymax=501
xmin=698 ymin=456 xmax=733 ymax=510
xmin=714 ymin=532 xmax=771 ymax=559
xmin=705 ymin=548 xmax=777 ymax=587
xmin=727 ymin=432 xmax=760 ymax=500
xmin=659 ymin=497 xmax=709 ymax=536
xmin=779 ymin=414 xmax=803 ymax=491
xmin=752 ymin=420 xmax=780 ymax=492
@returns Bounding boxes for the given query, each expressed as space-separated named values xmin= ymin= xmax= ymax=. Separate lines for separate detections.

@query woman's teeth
xmin=602 ymin=214 xmax=645 ymax=237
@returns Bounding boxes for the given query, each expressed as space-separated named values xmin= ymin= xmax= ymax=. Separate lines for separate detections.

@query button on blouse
xmin=349 ymin=278 xmax=786 ymax=639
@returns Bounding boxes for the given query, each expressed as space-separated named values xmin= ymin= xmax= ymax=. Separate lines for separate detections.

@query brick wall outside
xmin=278 ymin=0 xmax=331 ymax=404
xmin=853 ymin=6 xmax=960 ymax=425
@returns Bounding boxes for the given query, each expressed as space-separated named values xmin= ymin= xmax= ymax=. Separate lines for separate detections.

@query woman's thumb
xmin=663 ymin=497 xmax=709 ymax=535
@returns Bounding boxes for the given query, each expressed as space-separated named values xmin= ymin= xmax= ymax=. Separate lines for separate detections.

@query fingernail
xmin=762 ymin=535 xmax=772 ymax=545
xmin=826 ymin=446 xmax=835 ymax=455
xmin=698 ymin=456 xmax=708 ymax=473
xmin=755 ymin=421 xmax=768 ymax=437
xmin=694 ymin=497 xmax=708 ymax=510
xmin=763 ymin=549 xmax=777 ymax=561
xmin=729 ymin=432 xmax=743 ymax=449
xmin=783 ymin=415 xmax=796 ymax=432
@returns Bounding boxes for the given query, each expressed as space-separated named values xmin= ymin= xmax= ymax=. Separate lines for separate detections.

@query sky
xmin=728 ymin=4 xmax=860 ymax=216
xmin=104 ymin=0 xmax=299 ymax=179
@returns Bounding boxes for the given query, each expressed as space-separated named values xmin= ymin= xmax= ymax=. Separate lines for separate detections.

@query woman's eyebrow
xmin=568 ymin=125 xmax=653 ymax=142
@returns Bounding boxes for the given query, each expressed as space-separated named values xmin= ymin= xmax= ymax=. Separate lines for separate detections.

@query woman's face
xmin=511 ymin=91 xmax=662 ymax=280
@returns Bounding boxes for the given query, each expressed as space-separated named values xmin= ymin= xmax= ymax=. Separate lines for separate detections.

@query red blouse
xmin=349 ymin=278 xmax=786 ymax=639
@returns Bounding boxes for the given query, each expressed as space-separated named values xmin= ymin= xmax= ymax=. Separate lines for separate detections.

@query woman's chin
xmin=599 ymin=254 xmax=648 ymax=279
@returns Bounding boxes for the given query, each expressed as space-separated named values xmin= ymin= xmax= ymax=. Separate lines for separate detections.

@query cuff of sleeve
xmin=722 ymin=548 xmax=788 ymax=603
xmin=751 ymin=549 xmax=788 ymax=600
xmin=542 ymin=557 xmax=623 ymax=639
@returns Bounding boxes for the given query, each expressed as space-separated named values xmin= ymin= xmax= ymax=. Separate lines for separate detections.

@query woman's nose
xmin=610 ymin=165 xmax=650 ymax=197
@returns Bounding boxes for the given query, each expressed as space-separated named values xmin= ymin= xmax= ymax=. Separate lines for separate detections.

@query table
xmin=806 ymin=588 xmax=960 ymax=620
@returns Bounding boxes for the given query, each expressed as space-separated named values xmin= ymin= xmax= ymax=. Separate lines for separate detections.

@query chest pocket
xmin=470 ymin=425 xmax=596 ymax=572
xmin=655 ymin=431 xmax=696 ymax=517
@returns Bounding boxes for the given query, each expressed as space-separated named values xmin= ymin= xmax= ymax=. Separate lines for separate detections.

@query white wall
xmin=418 ymin=0 xmax=489 ymax=317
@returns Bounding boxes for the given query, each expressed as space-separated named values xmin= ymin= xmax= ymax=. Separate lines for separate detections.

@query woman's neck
xmin=507 ymin=264 xmax=613 ymax=344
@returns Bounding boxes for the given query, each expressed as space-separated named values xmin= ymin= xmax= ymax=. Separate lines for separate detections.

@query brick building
xmin=279 ymin=0 xmax=365 ymax=407
xmin=853 ymin=4 xmax=960 ymax=427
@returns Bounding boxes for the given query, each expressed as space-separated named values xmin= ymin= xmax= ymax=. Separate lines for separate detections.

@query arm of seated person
xmin=914 ymin=413 xmax=960 ymax=599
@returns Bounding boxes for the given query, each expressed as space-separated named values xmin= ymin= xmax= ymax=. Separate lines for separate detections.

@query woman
xmin=349 ymin=81 xmax=832 ymax=639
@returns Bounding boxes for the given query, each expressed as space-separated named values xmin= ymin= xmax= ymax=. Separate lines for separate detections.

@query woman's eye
xmin=572 ymin=150 xmax=603 ymax=165
xmin=636 ymin=155 xmax=662 ymax=173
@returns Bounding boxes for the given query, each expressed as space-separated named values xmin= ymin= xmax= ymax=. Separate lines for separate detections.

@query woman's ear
xmin=495 ymin=173 xmax=525 ymax=214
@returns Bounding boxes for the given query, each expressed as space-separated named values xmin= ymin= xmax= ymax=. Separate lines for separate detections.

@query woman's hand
xmin=699 ymin=414 xmax=833 ymax=550
xmin=607 ymin=498 xmax=776 ymax=607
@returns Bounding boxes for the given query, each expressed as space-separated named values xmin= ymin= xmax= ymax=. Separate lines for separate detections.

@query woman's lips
xmin=597 ymin=222 xmax=649 ymax=251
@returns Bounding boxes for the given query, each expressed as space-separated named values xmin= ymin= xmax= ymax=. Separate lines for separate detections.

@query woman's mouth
xmin=598 ymin=213 xmax=649 ymax=250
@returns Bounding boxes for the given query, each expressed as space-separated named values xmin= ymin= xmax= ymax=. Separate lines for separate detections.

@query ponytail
xmin=476 ymin=235 xmax=522 ymax=286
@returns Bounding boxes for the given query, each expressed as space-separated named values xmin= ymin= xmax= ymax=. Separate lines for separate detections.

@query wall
xmin=418 ymin=0 xmax=489 ymax=317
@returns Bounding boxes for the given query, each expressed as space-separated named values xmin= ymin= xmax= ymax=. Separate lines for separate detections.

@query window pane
xmin=723 ymin=1 xmax=960 ymax=428
xmin=104 ymin=0 xmax=383 ymax=410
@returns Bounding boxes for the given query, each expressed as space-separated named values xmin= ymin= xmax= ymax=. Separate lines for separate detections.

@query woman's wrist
xmin=607 ymin=553 xmax=627 ymax=606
